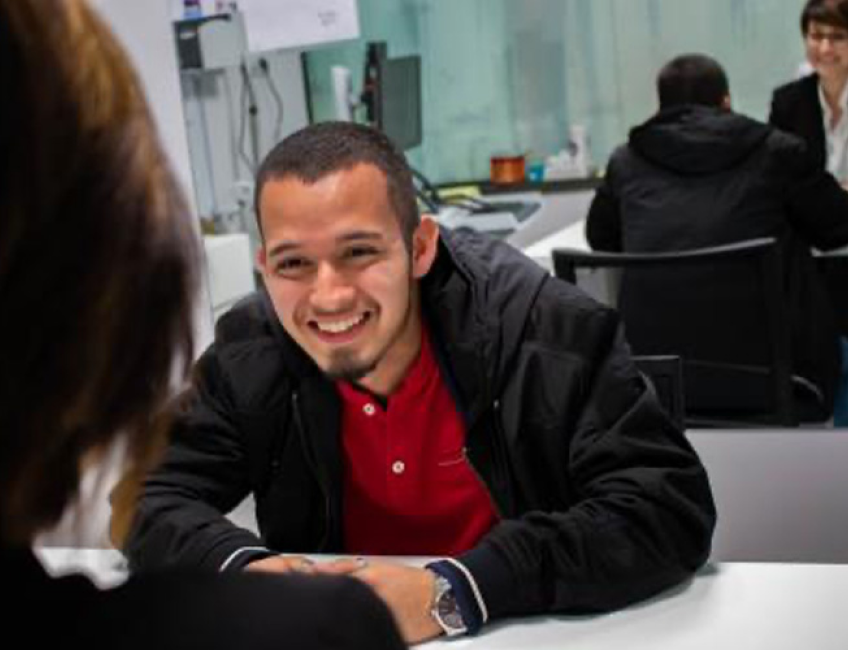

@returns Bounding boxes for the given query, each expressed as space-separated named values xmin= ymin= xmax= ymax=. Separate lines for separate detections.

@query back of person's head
xmin=0 ymin=0 xmax=198 ymax=545
xmin=801 ymin=0 xmax=848 ymax=33
xmin=254 ymin=121 xmax=420 ymax=250
xmin=657 ymin=54 xmax=730 ymax=110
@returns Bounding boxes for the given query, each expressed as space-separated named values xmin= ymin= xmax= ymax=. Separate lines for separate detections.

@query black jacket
xmin=126 ymin=228 xmax=715 ymax=622
xmin=5 ymin=546 xmax=403 ymax=650
xmin=770 ymin=74 xmax=826 ymax=170
xmin=586 ymin=105 xmax=848 ymax=407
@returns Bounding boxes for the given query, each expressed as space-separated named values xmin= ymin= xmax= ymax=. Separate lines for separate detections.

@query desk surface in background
xmin=34 ymin=548 xmax=848 ymax=650
xmin=520 ymin=219 xmax=848 ymax=274
xmin=522 ymin=219 xmax=588 ymax=272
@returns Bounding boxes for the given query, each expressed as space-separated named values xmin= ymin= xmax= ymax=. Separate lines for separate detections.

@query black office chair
xmin=817 ymin=254 xmax=848 ymax=335
xmin=553 ymin=237 xmax=828 ymax=427
xmin=633 ymin=355 xmax=686 ymax=430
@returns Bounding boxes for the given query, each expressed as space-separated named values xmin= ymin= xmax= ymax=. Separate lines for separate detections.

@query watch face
xmin=435 ymin=582 xmax=467 ymax=634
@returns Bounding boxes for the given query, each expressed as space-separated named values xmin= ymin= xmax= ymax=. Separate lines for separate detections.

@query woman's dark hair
xmin=801 ymin=0 xmax=848 ymax=33
xmin=254 ymin=121 xmax=420 ymax=250
xmin=0 ymin=0 xmax=198 ymax=544
xmin=657 ymin=54 xmax=730 ymax=109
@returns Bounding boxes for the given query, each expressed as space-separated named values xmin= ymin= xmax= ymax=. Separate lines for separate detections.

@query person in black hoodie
xmin=586 ymin=53 xmax=848 ymax=417
xmin=0 ymin=2 xmax=404 ymax=649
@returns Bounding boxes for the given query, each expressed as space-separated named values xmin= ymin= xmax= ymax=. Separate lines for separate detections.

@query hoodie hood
xmin=629 ymin=105 xmax=771 ymax=175
xmin=422 ymin=228 xmax=549 ymax=419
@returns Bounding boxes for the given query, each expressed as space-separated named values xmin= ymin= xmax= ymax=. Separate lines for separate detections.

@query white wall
xmin=38 ymin=0 xmax=214 ymax=547
xmin=181 ymin=48 xmax=309 ymax=249
xmin=91 ymin=0 xmax=214 ymax=351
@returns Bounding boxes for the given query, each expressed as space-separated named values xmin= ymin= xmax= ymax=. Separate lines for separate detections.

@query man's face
xmin=805 ymin=20 xmax=848 ymax=81
xmin=257 ymin=163 xmax=437 ymax=391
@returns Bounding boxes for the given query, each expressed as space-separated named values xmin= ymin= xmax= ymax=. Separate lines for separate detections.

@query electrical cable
xmin=259 ymin=57 xmax=285 ymax=144
xmin=222 ymin=67 xmax=244 ymax=190
xmin=410 ymin=166 xmax=441 ymax=213
xmin=236 ymin=63 xmax=251 ymax=174
xmin=238 ymin=62 xmax=259 ymax=174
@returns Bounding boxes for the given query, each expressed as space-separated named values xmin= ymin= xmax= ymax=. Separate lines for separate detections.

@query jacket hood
xmin=422 ymin=228 xmax=550 ymax=414
xmin=628 ymin=105 xmax=771 ymax=175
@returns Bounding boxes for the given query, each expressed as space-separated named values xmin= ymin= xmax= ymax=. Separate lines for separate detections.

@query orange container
xmin=490 ymin=154 xmax=526 ymax=185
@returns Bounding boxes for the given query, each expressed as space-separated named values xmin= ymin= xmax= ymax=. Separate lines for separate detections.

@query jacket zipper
xmin=463 ymin=445 xmax=504 ymax=519
xmin=491 ymin=398 xmax=516 ymax=516
xmin=462 ymin=399 xmax=512 ymax=519
xmin=290 ymin=391 xmax=332 ymax=550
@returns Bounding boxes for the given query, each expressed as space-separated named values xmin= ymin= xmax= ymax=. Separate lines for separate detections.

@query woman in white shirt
xmin=771 ymin=0 xmax=848 ymax=183
xmin=770 ymin=0 xmax=848 ymax=426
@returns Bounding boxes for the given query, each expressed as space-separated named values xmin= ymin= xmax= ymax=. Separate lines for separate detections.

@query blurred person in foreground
xmin=0 ymin=1 xmax=404 ymax=649
xmin=122 ymin=117 xmax=716 ymax=644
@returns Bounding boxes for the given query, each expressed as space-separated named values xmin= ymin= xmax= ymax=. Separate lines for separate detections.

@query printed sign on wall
xmin=239 ymin=0 xmax=360 ymax=52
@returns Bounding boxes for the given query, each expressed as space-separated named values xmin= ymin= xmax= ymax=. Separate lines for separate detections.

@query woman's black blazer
xmin=770 ymin=73 xmax=848 ymax=336
xmin=769 ymin=73 xmax=827 ymax=169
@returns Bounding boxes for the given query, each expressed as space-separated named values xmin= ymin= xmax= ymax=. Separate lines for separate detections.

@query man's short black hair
xmin=657 ymin=54 xmax=730 ymax=110
xmin=254 ymin=121 xmax=420 ymax=250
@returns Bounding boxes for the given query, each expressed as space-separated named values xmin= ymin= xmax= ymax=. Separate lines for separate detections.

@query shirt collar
xmin=817 ymin=79 xmax=848 ymax=128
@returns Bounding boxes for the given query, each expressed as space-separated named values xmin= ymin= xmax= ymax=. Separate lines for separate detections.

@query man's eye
xmin=276 ymin=258 xmax=310 ymax=273
xmin=344 ymin=246 xmax=378 ymax=259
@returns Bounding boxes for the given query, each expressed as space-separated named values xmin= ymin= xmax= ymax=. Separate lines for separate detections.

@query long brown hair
xmin=0 ymin=0 xmax=198 ymax=544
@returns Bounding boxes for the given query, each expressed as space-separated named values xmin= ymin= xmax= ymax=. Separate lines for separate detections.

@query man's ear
xmin=256 ymin=246 xmax=268 ymax=278
xmin=411 ymin=215 xmax=439 ymax=279
xmin=721 ymin=94 xmax=732 ymax=111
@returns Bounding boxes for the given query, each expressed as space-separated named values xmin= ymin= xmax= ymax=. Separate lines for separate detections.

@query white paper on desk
xmin=239 ymin=0 xmax=360 ymax=52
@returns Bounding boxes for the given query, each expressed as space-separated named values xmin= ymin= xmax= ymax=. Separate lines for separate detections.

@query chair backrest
xmin=552 ymin=237 xmax=808 ymax=427
xmin=633 ymin=355 xmax=686 ymax=430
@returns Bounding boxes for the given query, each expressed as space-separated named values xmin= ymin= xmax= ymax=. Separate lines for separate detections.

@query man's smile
xmin=309 ymin=311 xmax=372 ymax=342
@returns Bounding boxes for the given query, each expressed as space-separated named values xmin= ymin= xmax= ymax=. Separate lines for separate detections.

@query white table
xmin=34 ymin=548 xmax=848 ymax=649
xmin=521 ymin=219 xmax=589 ymax=272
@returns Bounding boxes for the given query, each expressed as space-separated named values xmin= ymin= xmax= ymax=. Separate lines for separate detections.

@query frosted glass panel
xmin=305 ymin=0 xmax=805 ymax=184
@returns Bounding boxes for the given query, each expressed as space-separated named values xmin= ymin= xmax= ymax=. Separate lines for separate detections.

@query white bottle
xmin=568 ymin=124 xmax=590 ymax=177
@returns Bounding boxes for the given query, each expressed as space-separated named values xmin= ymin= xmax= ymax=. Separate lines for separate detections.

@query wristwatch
xmin=429 ymin=572 xmax=468 ymax=637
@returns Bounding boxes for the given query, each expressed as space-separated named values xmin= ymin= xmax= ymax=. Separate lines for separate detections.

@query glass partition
xmin=305 ymin=0 xmax=805 ymax=185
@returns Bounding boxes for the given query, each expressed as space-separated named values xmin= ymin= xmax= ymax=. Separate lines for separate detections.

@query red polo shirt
xmin=338 ymin=327 xmax=499 ymax=556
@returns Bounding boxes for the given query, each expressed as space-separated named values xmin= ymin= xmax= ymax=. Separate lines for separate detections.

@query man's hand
xmin=315 ymin=560 xmax=442 ymax=644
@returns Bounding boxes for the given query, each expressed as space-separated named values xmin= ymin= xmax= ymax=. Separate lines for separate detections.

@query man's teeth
xmin=316 ymin=314 xmax=365 ymax=334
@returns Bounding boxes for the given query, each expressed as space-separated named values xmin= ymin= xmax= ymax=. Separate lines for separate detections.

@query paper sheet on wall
xmin=238 ymin=0 xmax=360 ymax=52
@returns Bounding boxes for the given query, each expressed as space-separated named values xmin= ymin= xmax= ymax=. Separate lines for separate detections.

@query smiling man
xmin=122 ymin=122 xmax=716 ymax=645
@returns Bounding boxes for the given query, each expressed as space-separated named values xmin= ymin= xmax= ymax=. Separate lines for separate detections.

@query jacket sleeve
xmin=121 ymin=346 xmax=273 ymax=573
xmin=455 ymin=295 xmax=716 ymax=620
xmin=585 ymin=161 xmax=624 ymax=251
xmin=103 ymin=571 xmax=405 ymax=650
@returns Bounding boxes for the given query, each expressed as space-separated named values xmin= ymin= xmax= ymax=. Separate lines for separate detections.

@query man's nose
xmin=310 ymin=263 xmax=355 ymax=311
